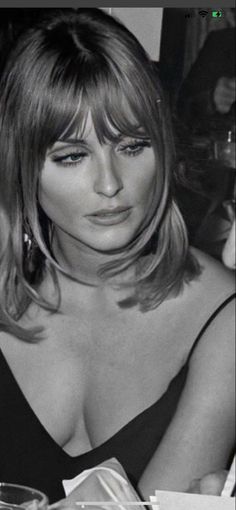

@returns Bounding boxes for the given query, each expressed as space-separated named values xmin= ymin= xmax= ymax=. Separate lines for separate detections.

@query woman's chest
xmin=1 ymin=303 xmax=191 ymax=455
xmin=35 ymin=307 xmax=189 ymax=445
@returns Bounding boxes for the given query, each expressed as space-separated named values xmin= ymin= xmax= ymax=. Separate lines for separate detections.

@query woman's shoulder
xmin=168 ymin=251 xmax=235 ymax=424
xmin=184 ymin=247 xmax=235 ymax=371
xmin=185 ymin=282 xmax=235 ymax=408
xmin=190 ymin=246 xmax=235 ymax=302
xmin=164 ymin=247 xmax=235 ymax=352
xmin=144 ymin=248 xmax=234 ymax=363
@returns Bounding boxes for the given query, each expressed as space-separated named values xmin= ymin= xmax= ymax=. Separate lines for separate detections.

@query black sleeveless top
xmin=0 ymin=290 xmax=235 ymax=502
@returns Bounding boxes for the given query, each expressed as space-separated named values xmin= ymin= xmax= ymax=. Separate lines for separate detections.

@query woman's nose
xmin=93 ymin=153 xmax=123 ymax=197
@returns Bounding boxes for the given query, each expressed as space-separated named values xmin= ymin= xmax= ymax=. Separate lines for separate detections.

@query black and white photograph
xmin=0 ymin=6 xmax=235 ymax=510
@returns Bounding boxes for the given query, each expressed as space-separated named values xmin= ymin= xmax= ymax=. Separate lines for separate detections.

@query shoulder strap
xmin=185 ymin=292 xmax=235 ymax=365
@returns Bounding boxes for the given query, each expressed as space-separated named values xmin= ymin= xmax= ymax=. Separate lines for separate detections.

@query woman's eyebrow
xmin=48 ymin=138 xmax=88 ymax=155
xmin=59 ymin=137 xmax=86 ymax=144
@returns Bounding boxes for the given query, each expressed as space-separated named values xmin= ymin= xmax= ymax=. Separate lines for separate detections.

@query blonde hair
xmin=0 ymin=8 xmax=200 ymax=341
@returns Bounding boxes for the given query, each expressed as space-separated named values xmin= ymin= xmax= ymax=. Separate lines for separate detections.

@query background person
xmin=177 ymin=23 xmax=235 ymax=137
xmin=176 ymin=20 xmax=235 ymax=263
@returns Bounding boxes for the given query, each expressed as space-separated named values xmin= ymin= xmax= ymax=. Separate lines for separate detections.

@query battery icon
xmin=212 ymin=10 xmax=223 ymax=17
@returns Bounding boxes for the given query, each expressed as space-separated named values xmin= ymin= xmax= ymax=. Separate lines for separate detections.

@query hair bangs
xmin=36 ymin=45 xmax=160 ymax=151
xmin=76 ymin=67 xmax=155 ymax=144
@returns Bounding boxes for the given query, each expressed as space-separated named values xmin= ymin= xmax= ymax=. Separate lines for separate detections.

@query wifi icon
xmin=199 ymin=10 xmax=209 ymax=17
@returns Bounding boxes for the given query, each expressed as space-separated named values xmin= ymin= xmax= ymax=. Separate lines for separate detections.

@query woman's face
xmin=39 ymin=112 xmax=160 ymax=254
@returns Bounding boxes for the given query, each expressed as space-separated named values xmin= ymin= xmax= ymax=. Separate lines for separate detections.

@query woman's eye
xmin=118 ymin=139 xmax=151 ymax=157
xmin=51 ymin=151 xmax=87 ymax=167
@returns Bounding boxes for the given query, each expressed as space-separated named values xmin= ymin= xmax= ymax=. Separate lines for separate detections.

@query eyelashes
xmin=118 ymin=139 xmax=151 ymax=157
xmin=51 ymin=151 xmax=87 ymax=167
xmin=50 ymin=138 xmax=152 ymax=168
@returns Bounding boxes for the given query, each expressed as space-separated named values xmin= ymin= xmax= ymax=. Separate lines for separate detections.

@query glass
xmin=50 ymin=503 xmax=155 ymax=510
xmin=213 ymin=129 xmax=236 ymax=169
xmin=223 ymin=198 xmax=236 ymax=223
xmin=0 ymin=483 xmax=48 ymax=510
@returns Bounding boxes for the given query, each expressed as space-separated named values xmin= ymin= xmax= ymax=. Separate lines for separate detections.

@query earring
xmin=23 ymin=227 xmax=37 ymax=260
xmin=23 ymin=232 xmax=32 ymax=247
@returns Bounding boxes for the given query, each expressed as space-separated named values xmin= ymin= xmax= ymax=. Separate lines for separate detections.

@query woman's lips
xmin=86 ymin=207 xmax=131 ymax=225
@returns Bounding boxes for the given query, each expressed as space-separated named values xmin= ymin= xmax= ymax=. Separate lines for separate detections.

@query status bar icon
xmin=198 ymin=10 xmax=209 ymax=17
xmin=212 ymin=10 xmax=223 ymax=18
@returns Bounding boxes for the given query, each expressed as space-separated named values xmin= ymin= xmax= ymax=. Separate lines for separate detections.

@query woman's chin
xmin=76 ymin=226 xmax=139 ymax=254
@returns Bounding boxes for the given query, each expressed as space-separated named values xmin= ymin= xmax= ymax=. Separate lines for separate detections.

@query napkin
xmin=60 ymin=458 xmax=146 ymax=510
xmin=153 ymin=489 xmax=235 ymax=510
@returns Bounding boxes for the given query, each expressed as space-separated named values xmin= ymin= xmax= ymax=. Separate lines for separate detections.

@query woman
xmin=0 ymin=8 xmax=235 ymax=503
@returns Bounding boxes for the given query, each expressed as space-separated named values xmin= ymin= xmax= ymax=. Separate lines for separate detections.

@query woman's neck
xmin=51 ymin=227 xmax=135 ymax=287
